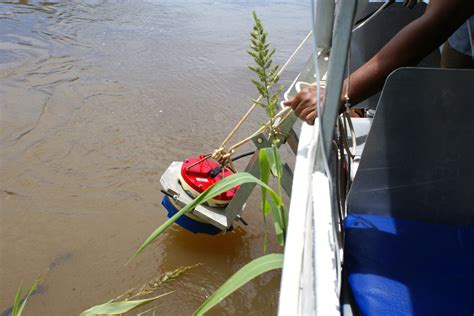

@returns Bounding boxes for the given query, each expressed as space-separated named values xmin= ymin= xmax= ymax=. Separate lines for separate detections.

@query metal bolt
xmin=257 ymin=137 xmax=263 ymax=144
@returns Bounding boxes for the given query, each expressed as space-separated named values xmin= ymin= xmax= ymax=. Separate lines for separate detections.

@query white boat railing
xmin=278 ymin=0 xmax=359 ymax=314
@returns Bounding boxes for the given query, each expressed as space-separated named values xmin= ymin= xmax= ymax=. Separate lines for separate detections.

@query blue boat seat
xmin=344 ymin=213 xmax=474 ymax=316
xmin=344 ymin=68 xmax=474 ymax=315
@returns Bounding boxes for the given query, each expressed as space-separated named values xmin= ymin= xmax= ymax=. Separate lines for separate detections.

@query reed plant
xmin=247 ymin=11 xmax=284 ymax=123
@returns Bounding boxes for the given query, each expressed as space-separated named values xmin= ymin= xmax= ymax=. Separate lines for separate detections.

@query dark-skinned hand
xmin=283 ymin=84 xmax=325 ymax=125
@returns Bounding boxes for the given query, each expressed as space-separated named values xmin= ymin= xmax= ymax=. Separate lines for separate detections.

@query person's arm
xmin=342 ymin=0 xmax=474 ymax=107
xmin=285 ymin=0 xmax=474 ymax=125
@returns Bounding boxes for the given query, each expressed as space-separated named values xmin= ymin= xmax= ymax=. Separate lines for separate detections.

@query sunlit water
xmin=0 ymin=1 xmax=311 ymax=314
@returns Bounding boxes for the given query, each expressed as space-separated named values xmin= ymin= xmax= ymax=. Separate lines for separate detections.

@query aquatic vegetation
xmin=11 ymin=278 xmax=41 ymax=316
xmin=193 ymin=14 xmax=288 ymax=314
xmin=258 ymin=146 xmax=288 ymax=249
xmin=193 ymin=147 xmax=287 ymax=315
xmin=81 ymin=264 xmax=201 ymax=316
xmin=193 ymin=254 xmax=284 ymax=316
xmin=248 ymin=11 xmax=284 ymax=121
xmin=123 ymin=264 xmax=202 ymax=300
xmin=80 ymin=292 xmax=172 ymax=316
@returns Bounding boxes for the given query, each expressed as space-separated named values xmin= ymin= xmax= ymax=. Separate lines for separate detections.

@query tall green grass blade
xmin=258 ymin=149 xmax=271 ymax=216
xmin=16 ymin=278 xmax=40 ymax=316
xmin=262 ymin=200 xmax=284 ymax=246
xmin=11 ymin=284 xmax=22 ymax=316
xmin=131 ymin=172 xmax=281 ymax=262
xmin=260 ymin=146 xmax=279 ymax=177
xmin=258 ymin=149 xmax=272 ymax=253
xmin=259 ymin=146 xmax=285 ymax=245
xmin=12 ymin=278 xmax=40 ymax=316
xmin=271 ymin=144 xmax=286 ymax=238
xmin=193 ymin=254 xmax=284 ymax=316
xmin=266 ymin=197 xmax=284 ymax=245
xmin=80 ymin=292 xmax=172 ymax=316
xmin=272 ymin=145 xmax=282 ymax=177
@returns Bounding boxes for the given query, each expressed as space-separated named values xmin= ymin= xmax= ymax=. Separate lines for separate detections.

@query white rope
xmin=352 ymin=0 xmax=393 ymax=33
xmin=218 ymin=30 xmax=313 ymax=150
xmin=220 ymin=0 xmax=393 ymax=157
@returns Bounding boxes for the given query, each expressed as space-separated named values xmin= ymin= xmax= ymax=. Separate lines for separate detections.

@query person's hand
xmin=283 ymin=84 xmax=325 ymax=125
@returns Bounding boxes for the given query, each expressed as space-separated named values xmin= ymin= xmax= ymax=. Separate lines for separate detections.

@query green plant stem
xmin=276 ymin=174 xmax=285 ymax=234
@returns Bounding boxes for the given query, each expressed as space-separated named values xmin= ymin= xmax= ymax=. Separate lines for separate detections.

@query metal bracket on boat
xmin=159 ymin=39 xmax=333 ymax=233
xmin=222 ymin=131 xmax=294 ymax=228
xmin=160 ymin=49 xmax=334 ymax=232
xmin=160 ymin=121 xmax=296 ymax=231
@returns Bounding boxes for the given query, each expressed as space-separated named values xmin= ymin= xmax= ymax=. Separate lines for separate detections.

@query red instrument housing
xmin=180 ymin=156 xmax=239 ymax=202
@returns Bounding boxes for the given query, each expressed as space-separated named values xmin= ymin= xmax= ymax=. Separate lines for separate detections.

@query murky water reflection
xmin=0 ymin=1 xmax=310 ymax=314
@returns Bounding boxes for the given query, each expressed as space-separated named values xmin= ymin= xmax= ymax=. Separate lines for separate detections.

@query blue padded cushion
xmin=344 ymin=213 xmax=474 ymax=316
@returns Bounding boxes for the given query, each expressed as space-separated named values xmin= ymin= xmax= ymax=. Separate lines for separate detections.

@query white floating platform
xmin=160 ymin=161 xmax=230 ymax=230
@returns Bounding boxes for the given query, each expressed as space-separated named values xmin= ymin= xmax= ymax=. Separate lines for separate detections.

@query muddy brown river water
xmin=0 ymin=1 xmax=310 ymax=315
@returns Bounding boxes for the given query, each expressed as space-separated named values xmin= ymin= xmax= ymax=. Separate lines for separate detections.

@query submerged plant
xmin=80 ymin=264 xmax=202 ymax=316
xmin=248 ymin=11 xmax=283 ymax=123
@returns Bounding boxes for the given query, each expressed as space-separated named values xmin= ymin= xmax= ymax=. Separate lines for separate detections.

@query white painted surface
xmin=312 ymin=171 xmax=340 ymax=316
xmin=278 ymin=121 xmax=341 ymax=316
xmin=278 ymin=122 xmax=318 ymax=316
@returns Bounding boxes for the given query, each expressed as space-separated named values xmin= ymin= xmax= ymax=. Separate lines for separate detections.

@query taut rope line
xmin=214 ymin=31 xmax=313 ymax=156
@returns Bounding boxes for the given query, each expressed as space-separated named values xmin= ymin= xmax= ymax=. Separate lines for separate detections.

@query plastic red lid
xmin=180 ymin=156 xmax=239 ymax=201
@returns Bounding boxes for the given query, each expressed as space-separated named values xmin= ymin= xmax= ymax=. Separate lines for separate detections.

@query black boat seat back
xmin=347 ymin=67 xmax=474 ymax=227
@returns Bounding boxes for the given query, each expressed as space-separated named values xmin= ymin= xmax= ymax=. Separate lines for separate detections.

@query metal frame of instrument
xmin=160 ymin=109 xmax=299 ymax=231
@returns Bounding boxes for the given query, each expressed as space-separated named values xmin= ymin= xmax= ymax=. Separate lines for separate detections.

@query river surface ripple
xmin=0 ymin=1 xmax=310 ymax=315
